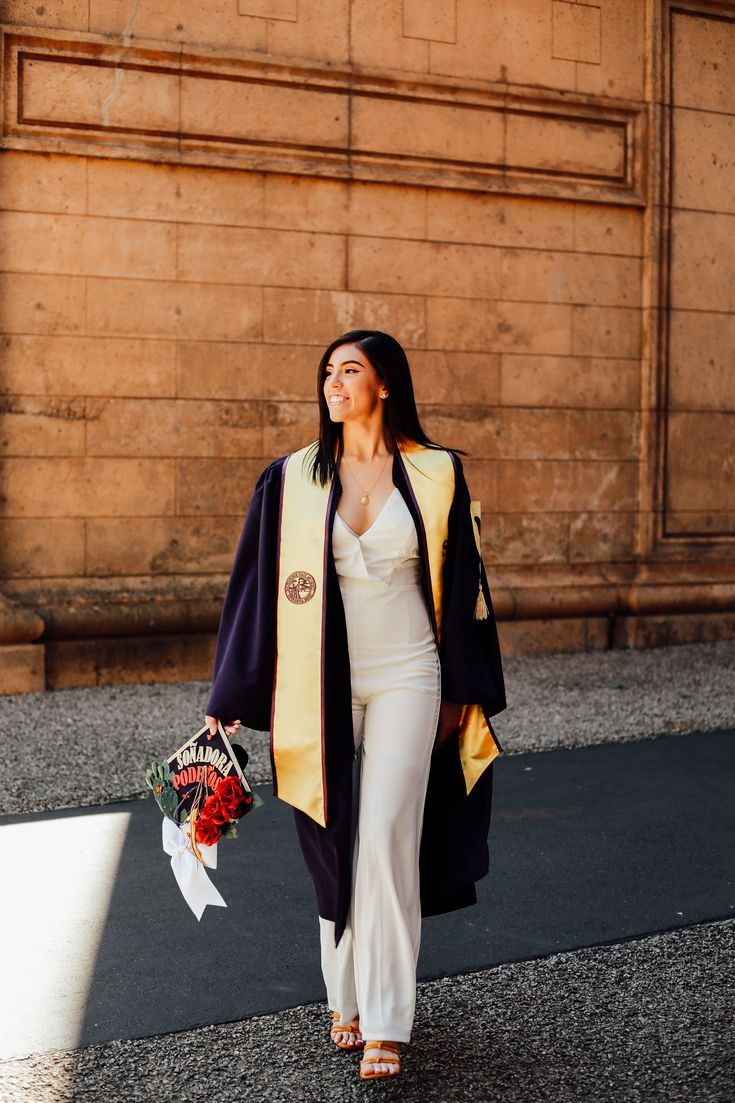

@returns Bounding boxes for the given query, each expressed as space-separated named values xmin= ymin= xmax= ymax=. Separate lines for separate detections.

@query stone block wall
xmin=0 ymin=0 xmax=733 ymax=692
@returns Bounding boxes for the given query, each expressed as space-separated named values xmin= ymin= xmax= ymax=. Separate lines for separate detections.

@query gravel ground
xmin=2 ymin=916 xmax=732 ymax=1103
xmin=2 ymin=638 xmax=734 ymax=817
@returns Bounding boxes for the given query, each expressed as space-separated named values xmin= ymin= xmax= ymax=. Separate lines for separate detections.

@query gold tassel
xmin=473 ymin=576 xmax=489 ymax=620
xmin=188 ymin=806 xmax=205 ymax=865
xmin=469 ymin=499 xmax=489 ymax=620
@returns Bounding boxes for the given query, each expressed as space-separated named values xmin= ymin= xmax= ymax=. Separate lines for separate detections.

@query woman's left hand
xmin=433 ymin=699 xmax=463 ymax=753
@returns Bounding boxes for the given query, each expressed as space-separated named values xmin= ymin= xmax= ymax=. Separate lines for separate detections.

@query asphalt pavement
xmin=2 ymin=639 xmax=733 ymax=1102
xmin=4 ymin=729 xmax=732 ymax=1060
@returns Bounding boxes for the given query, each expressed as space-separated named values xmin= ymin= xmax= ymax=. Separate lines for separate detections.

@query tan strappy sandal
xmin=330 ymin=1010 xmax=364 ymax=1050
xmin=359 ymin=1040 xmax=401 ymax=1080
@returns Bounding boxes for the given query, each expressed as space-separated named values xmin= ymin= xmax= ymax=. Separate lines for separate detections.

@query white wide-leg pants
xmin=319 ymin=573 xmax=442 ymax=1044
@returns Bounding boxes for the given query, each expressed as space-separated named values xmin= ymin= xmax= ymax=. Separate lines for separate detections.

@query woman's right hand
xmin=204 ymin=715 xmax=242 ymax=742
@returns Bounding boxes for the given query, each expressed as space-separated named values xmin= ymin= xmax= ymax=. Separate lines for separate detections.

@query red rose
xmin=200 ymin=791 xmax=230 ymax=825
xmin=216 ymin=777 xmax=248 ymax=820
xmin=194 ymin=813 xmax=222 ymax=847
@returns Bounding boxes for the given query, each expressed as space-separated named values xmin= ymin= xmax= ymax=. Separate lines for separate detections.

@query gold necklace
xmin=343 ymin=451 xmax=390 ymax=505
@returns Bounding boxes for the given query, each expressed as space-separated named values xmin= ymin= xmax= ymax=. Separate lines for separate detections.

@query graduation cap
xmin=165 ymin=721 xmax=256 ymax=822
xmin=145 ymin=720 xmax=263 ymax=920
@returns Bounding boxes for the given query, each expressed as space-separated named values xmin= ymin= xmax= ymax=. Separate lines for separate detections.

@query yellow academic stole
xmin=271 ymin=440 xmax=502 ymax=827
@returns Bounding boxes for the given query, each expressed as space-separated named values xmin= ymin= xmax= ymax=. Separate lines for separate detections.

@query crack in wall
xmin=100 ymin=0 xmax=142 ymax=127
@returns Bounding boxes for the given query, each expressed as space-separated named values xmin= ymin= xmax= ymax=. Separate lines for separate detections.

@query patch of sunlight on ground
xmin=2 ymin=810 xmax=131 ymax=1061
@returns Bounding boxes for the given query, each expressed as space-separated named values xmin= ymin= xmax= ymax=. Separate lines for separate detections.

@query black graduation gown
xmin=206 ymin=444 xmax=507 ymax=945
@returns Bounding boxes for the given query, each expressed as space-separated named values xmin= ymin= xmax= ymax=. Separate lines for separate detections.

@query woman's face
xmin=323 ymin=343 xmax=386 ymax=424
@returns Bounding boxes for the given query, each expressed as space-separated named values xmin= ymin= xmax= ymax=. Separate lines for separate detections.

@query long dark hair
xmin=305 ymin=329 xmax=467 ymax=485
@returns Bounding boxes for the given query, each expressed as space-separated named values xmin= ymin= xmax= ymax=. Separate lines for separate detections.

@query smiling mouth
xmin=329 ymin=395 xmax=348 ymax=405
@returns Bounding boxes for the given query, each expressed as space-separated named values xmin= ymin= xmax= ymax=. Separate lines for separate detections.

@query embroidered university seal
xmin=284 ymin=570 xmax=317 ymax=604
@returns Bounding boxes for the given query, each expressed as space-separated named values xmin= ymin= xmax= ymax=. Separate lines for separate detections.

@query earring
xmin=381 ymin=393 xmax=388 ymax=399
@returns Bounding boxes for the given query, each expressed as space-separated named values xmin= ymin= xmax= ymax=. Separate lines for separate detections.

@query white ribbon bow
xmin=161 ymin=816 xmax=228 ymax=920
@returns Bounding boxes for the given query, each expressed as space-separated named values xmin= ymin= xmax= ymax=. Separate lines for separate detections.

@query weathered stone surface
xmin=0 ymin=644 xmax=45 ymax=693
xmin=1 ymin=2 xmax=733 ymax=692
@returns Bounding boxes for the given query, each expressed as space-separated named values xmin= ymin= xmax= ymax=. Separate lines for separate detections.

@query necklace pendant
xmin=361 ymin=494 xmax=369 ymax=505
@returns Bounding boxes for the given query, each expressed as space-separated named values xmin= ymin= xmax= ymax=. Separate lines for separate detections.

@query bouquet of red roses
xmin=145 ymin=720 xmax=262 ymax=919
xmin=193 ymin=774 xmax=255 ymax=846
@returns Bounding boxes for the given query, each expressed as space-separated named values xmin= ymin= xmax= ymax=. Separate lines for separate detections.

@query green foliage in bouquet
xmin=145 ymin=759 xmax=183 ymax=822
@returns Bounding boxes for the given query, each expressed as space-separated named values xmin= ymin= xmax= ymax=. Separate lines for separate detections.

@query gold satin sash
xmin=399 ymin=444 xmax=502 ymax=795
xmin=271 ymin=439 xmax=502 ymax=828
xmin=271 ymin=443 xmax=331 ymax=827
xmin=458 ymin=497 xmax=503 ymax=792
xmin=397 ymin=441 xmax=454 ymax=638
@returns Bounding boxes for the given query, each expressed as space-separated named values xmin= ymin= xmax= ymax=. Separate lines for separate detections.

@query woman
xmin=204 ymin=329 xmax=506 ymax=1081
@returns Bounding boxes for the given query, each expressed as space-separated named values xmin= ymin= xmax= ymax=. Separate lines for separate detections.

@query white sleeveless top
xmin=332 ymin=487 xmax=422 ymax=589
xmin=332 ymin=486 xmax=438 ymax=689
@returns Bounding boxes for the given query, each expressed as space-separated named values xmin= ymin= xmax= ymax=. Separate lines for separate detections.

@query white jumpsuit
xmin=318 ymin=485 xmax=443 ymax=1044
